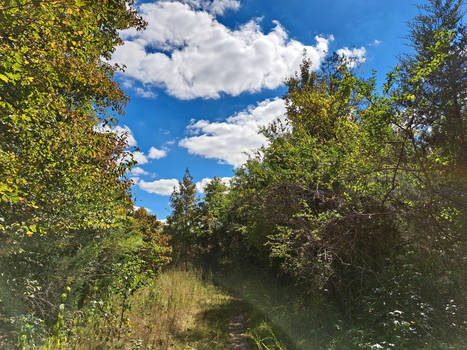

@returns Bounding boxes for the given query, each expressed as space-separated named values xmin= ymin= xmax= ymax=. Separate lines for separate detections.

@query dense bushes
xmin=165 ymin=1 xmax=466 ymax=347
xmin=0 ymin=1 xmax=172 ymax=347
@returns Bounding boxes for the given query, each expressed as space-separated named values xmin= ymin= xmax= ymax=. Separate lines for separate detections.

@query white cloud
xmin=148 ymin=146 xmax=168 ymax=159
xmin=95 ymin=124 xmax=137 ymax=147
xmin=196 ymin=176 xmax=232 ymax=193
xmin=131 ymin=167 xmax=150 ymax=176
xmin=131 ymin=151 xmax=149 ymax=164
xmin=139 ymin=178 xmax=179 ymax=195
xmin=179 ymin=97 xmax=286 ymax=166
xmin=370 ymin=39 xmax=382 ymax=46
xmin=133 ymin=205 xmax=153 ymax=213
xmin=134 ymin=87 xmax=157 ymax=98
xmin=178 ymin=0 xmax=240 ymax=15
xmin=336 ymin=46 xmax=367 ymax=68
xmin=112 ymin=1 xmax=332 ymax=99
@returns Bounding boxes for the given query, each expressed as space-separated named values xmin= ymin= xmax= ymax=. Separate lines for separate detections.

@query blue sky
xmin=109 ymin=0 xmax=422 ymax=219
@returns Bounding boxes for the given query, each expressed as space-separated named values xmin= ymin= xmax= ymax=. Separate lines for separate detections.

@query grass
xmin=40 ymin=263 xmax=466 ymax=350
xmin=47 ymin=267 xmax=248 ymax=350
xmin=127 ymin=267 xmax=235 ymax=349
xmin=213 ymin=267 xmax=348 ymax=350
xmin=213 ymin=266 xmax=467 ymax=350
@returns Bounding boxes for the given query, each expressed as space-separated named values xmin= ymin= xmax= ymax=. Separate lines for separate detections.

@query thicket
xmin=165 ymin=1 xmax=466 ymax=348
xmin=0 ymin=0 xmax=170 ymax=347
xmin=0 ymin=0 xmax=465 ymax=348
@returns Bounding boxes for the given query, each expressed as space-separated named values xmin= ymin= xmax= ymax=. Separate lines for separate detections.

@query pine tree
xmin=399 ymin=0 xmax=466 ymax=166
xmin=166 ymin=169 xmax=200 ymax=261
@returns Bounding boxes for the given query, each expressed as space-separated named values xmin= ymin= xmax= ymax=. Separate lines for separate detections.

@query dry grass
xmin=127 ymin=267 xmax=234 ymax=349
xmin=49 ymin=267 xmax=238 ymax=350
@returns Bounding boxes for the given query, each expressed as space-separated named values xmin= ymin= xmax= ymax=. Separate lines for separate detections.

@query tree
xmin=0 ymin=0 xmax=145 ymax=344
xmin=398 ymin=0 xmax=466 ymax=166
xmin=133 ymin=207 xmax=172 ymax=272
xmin=165 ymin=169 xmax=200 ymax=261
xmin=0 ymin=0 xmax=144 ymax=237
xmin=245 ymin=58 xmax=400 ymax=303
xmin=383 ymin=1 xmax=467 ymax=338
xmin=198 ymin=177 xmax=230 ymax=263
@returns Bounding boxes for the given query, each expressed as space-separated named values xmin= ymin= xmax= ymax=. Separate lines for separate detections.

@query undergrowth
xmin=214 ymin=267 xmax=466 ymax=350
xmin=43 ymin=267 xmax=239 ymax=350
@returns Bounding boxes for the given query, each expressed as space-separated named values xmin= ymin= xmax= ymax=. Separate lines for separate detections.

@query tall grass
xmin=127 ymin=267 xmax=233 ymax=349
xmin=247 ymin=322 xmax=288 ymax=350
xmin=214 ymin=267 xmax=346 ymax=349
xmin=46 ymin=267 xmax=239 ymax=350
xmin=214 ymin=267 xmax=467 ymax=350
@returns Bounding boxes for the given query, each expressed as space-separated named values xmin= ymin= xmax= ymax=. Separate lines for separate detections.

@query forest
xmin=0 ymin=0 xmax=465 ymax=349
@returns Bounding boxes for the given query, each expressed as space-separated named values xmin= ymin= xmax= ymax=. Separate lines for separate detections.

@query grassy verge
xmin=213 ymin=267 xmax=350 ymax=350
xmin=213 ymin=267 xmax=467 ymax=350
xmin=47 ymin=264 xmax=467 ymax=350
xmin=127 ymin=267 xmax=235 ymax=350
xmin=46 ymin=267 xmax=249 ymax=350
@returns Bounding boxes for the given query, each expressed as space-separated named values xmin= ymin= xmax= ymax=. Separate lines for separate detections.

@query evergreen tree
xmin=398 ymin=0 xmax=466 ymax=166
xmin=166 ymin=169 xmax=200 ymax=261
xmin=198 ymin=177 xmax=230 ymax=262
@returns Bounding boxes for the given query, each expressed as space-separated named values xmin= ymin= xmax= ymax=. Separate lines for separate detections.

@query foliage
xmin=0 ymin=1 xmax=175 ymax=347
xmin=196 ymin=177 xmax=232 ymax=263
xmin=164 ymin=2 xmax=466 ymax=348
xmin=1 ymin=0 xmax=465 ymax=348
xmin=397 ymin=0 xmax=466 ymax=166
xmin=0 ymin=0 xmax=144 ymax=236
xmin=224 ymin=56 xmax=402 ymax=305
xmin=50 ymin=267 xmax=237 ymax=350
xmin=165 ymin=169 xmax=202 ymax=261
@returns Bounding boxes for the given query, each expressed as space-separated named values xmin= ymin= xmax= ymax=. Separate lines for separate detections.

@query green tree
xmin=398 ymin=0 xmax=466 ymax=166
xmin=165 ymin=169 xmax=201 ymax=261
xmin=198 ymin=177 xmax=230 ymax=263
xmin=0 ymin=0 xmax=144 ymax=236
xmin=0 ymin=0 xmax=145 ymax=345
xmin=231 ymin=57 xmax=400 ymax=302
xmin=378 ymin=1 xmax=467 ymax=342
xmin=133 ymin=207 xmax=172 ymax=272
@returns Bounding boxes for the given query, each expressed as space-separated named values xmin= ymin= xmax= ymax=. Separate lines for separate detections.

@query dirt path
xmin=228 ymin=298 xmax=251 ymax=349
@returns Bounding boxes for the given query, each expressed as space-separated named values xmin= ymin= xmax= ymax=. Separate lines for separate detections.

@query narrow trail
xmin=228 ymin=298 xmax=251 ymax=350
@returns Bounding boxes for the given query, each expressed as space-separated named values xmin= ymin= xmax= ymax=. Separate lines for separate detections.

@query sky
xmin=108 ymin=0 xmax=423 ymax=219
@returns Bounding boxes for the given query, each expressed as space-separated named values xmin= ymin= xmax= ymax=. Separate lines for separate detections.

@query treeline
xmin=165 ymin=1 xmax=466 ymax=348
xmin=0 ymin=0 xmax=465 ymax=348
xmin=0 ymin=1 xmax=171 ymax=348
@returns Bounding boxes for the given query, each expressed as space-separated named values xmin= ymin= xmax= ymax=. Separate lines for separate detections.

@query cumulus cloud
xmin=148 ymin=146 xmax=168 ymax=159
xmin=179 ymin=97 xmax=286 ymax=166
xmin=112 ymin=1 xmax=332 ymax=99
xmin=139 ymin=179 xmax=179 ymax=195
xmin=336 ymin=46 xmax=367 ymax=68
xmin=131 ymin=167 xmax=150 ymax=176
xmin=178 ymin=0 xmax=240 ymax=15
xmin=131 ymin=151 xmax=149 ymax=164
xmin=134 ymin=87 xmax=157 ymax=98
xmin=95 ymin=124 xmax=137 ymax=147
xmin=196 ymin=176 xmax=232 ymax=193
